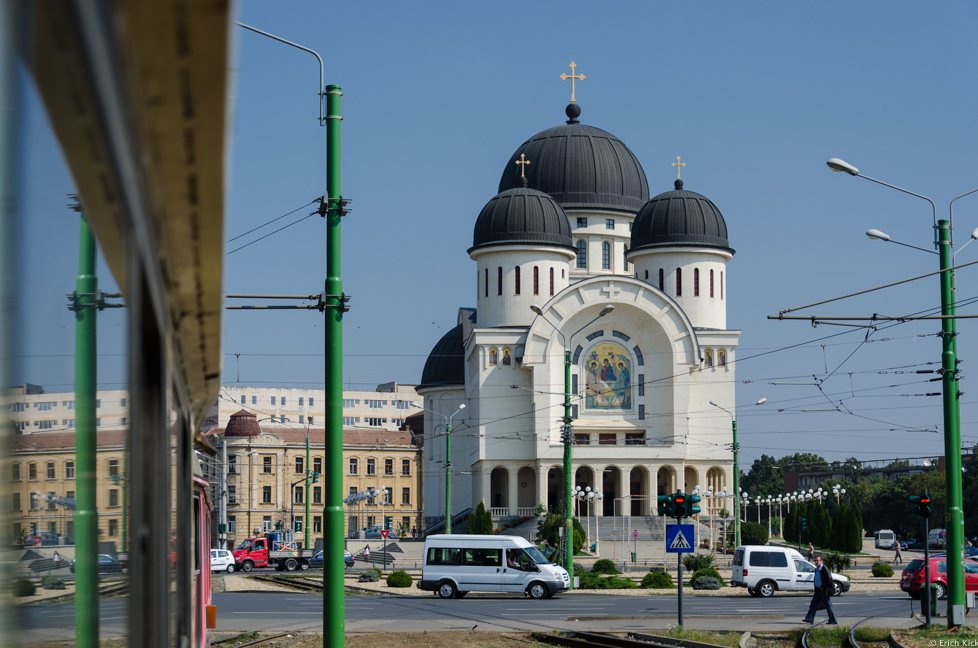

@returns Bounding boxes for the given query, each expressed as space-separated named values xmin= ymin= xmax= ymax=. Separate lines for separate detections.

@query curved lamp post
xmin=530 ymin=303 xmax=614 ymax=589
xmin=829 ymin=157 xmax=978 ymax=626
xmin=710 ymin=397 xmax=766 ymax=547
xmin=409 ymin=402 xmax=466 ymax=534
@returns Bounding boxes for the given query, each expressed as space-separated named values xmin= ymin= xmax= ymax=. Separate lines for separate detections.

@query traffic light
xmin=111 ymin=474 xmax=119 ymax=485
xmin=673 ymin=493 xmax=687 ymax=518
xmin=294 ymin=520 xmax=302 ymax=532
xmin=688 ymin=493 xmax=702 ymax=516
xmin=312 ymin=472 xmax=320 ymax=483
xmin=275 ymin=520 xmax=282 ymax=530
xmin=657 ymin=494 xmax=674 ymax=517
xmin=920 ymin=492 xmax=931 ymax=518
xmin=909 ymin=495 xmax=921 ymax=516
xmin=800 ymin=517 xmax=808 ymax=531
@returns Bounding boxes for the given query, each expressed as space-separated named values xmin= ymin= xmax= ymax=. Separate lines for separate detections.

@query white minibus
xmin=419 ymin=534 xmax=569 ymax=599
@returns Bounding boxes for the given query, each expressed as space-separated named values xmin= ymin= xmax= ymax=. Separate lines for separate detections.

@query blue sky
xmin=16 ymin=1 xmax=978 ymax=467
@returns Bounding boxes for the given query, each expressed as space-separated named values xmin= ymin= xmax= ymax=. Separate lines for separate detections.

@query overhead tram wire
xmin=226 ymin=199 xmax=319 ymax=243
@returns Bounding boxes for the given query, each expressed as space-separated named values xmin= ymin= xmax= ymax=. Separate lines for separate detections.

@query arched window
xmin=710 ymin=269 xmax=715 ymax=297
xmin=484 ymin=268 xmax=488 ymax=297
xmin=497 ymin=266 xmax=502 ymax=296
xmin=658 ymin=269 xmax=664 ymax=291
xmin=533 ymin=266 xmax=539 ymax=295
xmin=676 ymin=268 xmax=682 ymax=296
xmin=624 ymin=244 xmax=629 ymax=269
xmin=718 ymin=349 xmax=726 ymax=367
xmin=704 ymin=349 xmax=713 ymax=367
xmin=602 ymin=242 xmax=611 ymax=269
xmin=549 ymin=267 xmax=555 ymax=295
xmin=576 ymin=241 xmax=587 ymax=268
xmin=694 ymin=268 xmax=700 ymax=296
xmin=515 ymin=266 xmax=521 ymax=295
xmin=644 ymin=269 xmax=648 ymax=280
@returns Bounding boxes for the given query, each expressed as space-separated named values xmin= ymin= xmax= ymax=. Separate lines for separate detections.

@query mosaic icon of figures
xmin=584 ymin=342 xmax=631 ymax=409
xmin=489 ymin=347 xmax=498 ymax=366
xmin=502 ymin=347 xmax=511 ymax=365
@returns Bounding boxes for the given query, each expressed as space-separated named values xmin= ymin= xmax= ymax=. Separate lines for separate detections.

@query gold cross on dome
xmin=672 ymin=156 xmax=686 ymax=180
xmin=515 ymin=153 xmax=530 ymax=178
xmin=560 ymin=61 xmax=585 ymax=104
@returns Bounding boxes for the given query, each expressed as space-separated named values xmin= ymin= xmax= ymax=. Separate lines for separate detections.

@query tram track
xmin=531 ymin=631 xmax=731 ymax=648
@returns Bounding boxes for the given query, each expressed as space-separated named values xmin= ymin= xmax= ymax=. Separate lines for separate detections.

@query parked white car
xmin=211 ymin=548 xmax=235 ymax=573
xmin=731 ymin=545 xmax=850 ymax=597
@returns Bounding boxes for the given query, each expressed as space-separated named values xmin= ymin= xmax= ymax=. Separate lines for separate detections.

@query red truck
xmin=232 ymin=531 xmax=312 ymax=572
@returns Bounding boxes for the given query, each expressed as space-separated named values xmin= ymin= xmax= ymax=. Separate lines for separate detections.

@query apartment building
xmin=7 ymin=384 xmax=129 ymax=434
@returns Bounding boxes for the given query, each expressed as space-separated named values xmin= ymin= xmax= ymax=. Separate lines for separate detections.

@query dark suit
xmin=804 ymin=564 xmax=837 ymax=623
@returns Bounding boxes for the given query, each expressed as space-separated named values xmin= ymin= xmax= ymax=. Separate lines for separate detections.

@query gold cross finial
xmin=560 ymin=61 xmax=585 ymax=104
xmin=516 ymin=153 xmax=530 ymax=178
xmin=672 ymin=156 xmax=686 ymax=180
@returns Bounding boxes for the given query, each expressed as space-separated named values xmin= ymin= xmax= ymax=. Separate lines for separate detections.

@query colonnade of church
xmin=477 ymin=462 xmax=729 ymax=519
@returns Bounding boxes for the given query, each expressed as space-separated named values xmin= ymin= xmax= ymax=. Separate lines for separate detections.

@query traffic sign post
xmin=380 ymin=529 xmax=390 ymax=572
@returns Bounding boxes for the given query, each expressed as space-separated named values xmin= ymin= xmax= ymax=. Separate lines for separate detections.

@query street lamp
xmin=710 ymin=397 xmax=766 ymax=547
xmin=829 ymin=157 xmax=978 ymax=626
xmin=530 ymin=303 xmax=614 ymax=588
xmin=412 ymin=403 xmax=465 ymax=534
xmin=740 ymin=491 xmax=750 ymax=522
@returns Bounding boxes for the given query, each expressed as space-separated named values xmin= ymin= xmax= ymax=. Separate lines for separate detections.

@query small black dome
xmin=469 ymin=186 xmax=573 ymax=253
xmin=498 ymin=107 xmax=649 ymax=213
xmin=420 ymin=324 xmax=465 ymax=388
xmin=630 ymin=179 xmax=733 ymax=253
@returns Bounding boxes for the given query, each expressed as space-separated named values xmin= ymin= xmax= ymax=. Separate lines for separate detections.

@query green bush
xmin=573 ymin=529 xmax=584 ymax=555
xmin=591 ymin=559 xmax=620 ymax=575
xmin=823 ymin=552 xmax=851 ymax=572
xmin=689 ymin=568 xmax=723 ymax=586
xmin=740 ymin=522 xmax=768 ymax=546
xmin=468 ymin=502 xmax=494 ymax=535
xmin=41 ymin=575 xmax=66 ymax=590
xmin=357 ymin=570 xmax=380 ymax=583
xmin=578 ymin=572 xmax=637 ymax=589
xmin=871 ymin=561 xmax=894 ymax=577
xmin=12 ymin=579 xmax=35 ymax=597
xmin=641 ymin=571 xmax=674 ymax=589
xmin=682 ymin=553 xmax=715 ymax=572
xmin=692 ymin=576 xmax=723 ymax=590
xmin=385 ymin=569 xmax=413 ymax=587
xmin=573 ymin=562 xmax=589 ymax=574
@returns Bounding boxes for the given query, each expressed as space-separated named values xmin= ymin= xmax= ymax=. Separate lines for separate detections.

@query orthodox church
xmin=418 ymin=68 xmax=739 ymax=528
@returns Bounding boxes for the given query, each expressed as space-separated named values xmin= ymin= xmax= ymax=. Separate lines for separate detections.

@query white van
xmin=929 ymin=528 xmax=946 ymax=549
xmin=419 ymin=534 xmax=569 ymax=599
xmin=731 ymin=546 xmax=850 ymax=598
xmin=875 ymin=529 xmax=897 ymax=549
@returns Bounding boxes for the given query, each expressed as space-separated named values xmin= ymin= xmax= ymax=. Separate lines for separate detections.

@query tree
xmin=740 ymin=455 xmax=784 ymax=499
xmin=741 ymin=521 xmax=768 ymax=546
xmin=469 ymin=501 xmax=494 ymax=535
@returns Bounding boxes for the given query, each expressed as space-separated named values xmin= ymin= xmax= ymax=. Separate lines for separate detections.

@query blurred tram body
xmin=11 ymin=1 xmax=233 ymax=645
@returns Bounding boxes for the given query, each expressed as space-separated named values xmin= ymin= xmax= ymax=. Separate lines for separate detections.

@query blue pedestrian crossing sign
xmin=665 ymin=524 xmax=694 ymax=553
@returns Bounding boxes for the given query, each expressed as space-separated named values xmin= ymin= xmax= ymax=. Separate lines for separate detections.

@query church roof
xmin=497 ymin=104 xmax=649 ymax=214
xmin=224 ymin=409 xmax=261 ymax=437
xmin=630 ymin=179 xmax=733 ymax=253
xmin=469 ymin=184 xmax=574 ymax=253
xmin=419 ymin=324 xmax=465 ymax=388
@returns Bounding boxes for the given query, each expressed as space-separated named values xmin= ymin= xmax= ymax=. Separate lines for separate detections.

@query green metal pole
xmin=563 ymin=348 xmax=574 ymax=589
xmin=323 ymin=84 xmax=344 ymax=648
xmin=732 ymin=419 xmax=740 ymax=549
xmin=939 ymin=219 xmax=965 ymax=626
xmin=73 ymin=211 xmax=99 ymax=647
xmin=305 ymin=436 xmax=310 ymax=550
xmin=445 ymin=423 xmax=452 ymax=535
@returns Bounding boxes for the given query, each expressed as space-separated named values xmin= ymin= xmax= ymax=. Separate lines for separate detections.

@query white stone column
xmin=508 ymin=466 xmax=519 ymax=516
xmin=535 ymin=462 xmax=547 ymax=510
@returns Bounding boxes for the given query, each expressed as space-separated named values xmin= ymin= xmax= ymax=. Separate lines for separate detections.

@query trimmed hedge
xmin=692 ymin=576 xmax=723 ymax=590
xmin=682 ymin=553 xmax=715 ymax=572
xmin=358 ymin=570 xmax=380 ymax=582
xmin=741 ymin=522 xmax=769 ymax=546
xmin=12 ymin=579 xmax=35 ymax=597
xmin=688 ymin=567 xmax=723 ymax=586
xmin=641 ymin=570 xmax=675 ymax=589
xmin=591 ymin=559 xmax=620 ymax=575
xmin=41 ymin=575 xmax=66 ymax=590
xmin=386 ymin=570 xmax=413 ymax=587
xmin=871 ymin=561 xmax=894 ymax=577
xmin=578 ymin=572 xmax=637 ymax=589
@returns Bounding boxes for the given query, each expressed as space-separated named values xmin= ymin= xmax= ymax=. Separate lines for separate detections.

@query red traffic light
xmin=674 ymin=496 xmax=686 ymax=504
xmin=921 ymin=497 xmax=930 ymax=504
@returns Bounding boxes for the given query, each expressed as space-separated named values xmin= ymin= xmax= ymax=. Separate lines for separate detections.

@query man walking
xmin=893 ymin=541 xmax=903 ymax=564
xmin=803 ymin=555 xmax=838 ymax=625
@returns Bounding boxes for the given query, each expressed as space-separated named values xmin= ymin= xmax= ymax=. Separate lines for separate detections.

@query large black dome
xmin=469 ymin=185 xmax=573 ymax=253
xmin=419 ymin=324 xmax=465 ymax=388
xmin=498 ymin=106 xmax=649 ymax=213
xmin=630 ymin=179 xmax=733 ymax=253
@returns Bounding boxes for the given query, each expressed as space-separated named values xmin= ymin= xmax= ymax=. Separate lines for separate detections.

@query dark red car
xmin=900 ymin=555 xmax=978 ymax=599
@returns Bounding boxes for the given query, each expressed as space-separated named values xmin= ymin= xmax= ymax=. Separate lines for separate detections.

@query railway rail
xmin=531 ymin=631 xmax=730 ymax=648
xmin=250 ymin=574 xmax=323 ymax=593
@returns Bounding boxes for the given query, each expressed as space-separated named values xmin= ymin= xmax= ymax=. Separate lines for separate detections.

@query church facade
xmin=418 ymin=90 xmax=739 ymax=527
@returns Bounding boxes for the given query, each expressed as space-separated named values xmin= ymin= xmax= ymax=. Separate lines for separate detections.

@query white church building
xmin=418 ymin=97 xmax=739 ymax=528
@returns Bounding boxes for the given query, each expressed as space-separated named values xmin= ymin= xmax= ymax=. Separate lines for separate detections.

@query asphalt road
xmin=12 ymin=589 xmax=948 ymax=641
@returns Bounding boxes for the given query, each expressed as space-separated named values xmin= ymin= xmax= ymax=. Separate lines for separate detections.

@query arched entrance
xmin=602 ymin=466 xmax=621 ymax=516
xmin=630 ymin=466 xmax=650 ymax=516
xmin=490 ymin=467 xmax=509 ymax=514
xmin=684 ymin=466 xmax=699 ymax=493
xmin=657 ymin=466 xmax=676 ymax=501
xmin=517 ymin=466 xmax=537 ymax=512
xmin=547 ymin=467 xmax=564 ymax=512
